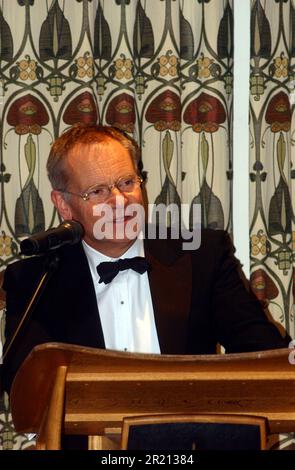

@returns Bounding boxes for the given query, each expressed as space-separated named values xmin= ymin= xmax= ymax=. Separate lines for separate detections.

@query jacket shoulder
xmin=3 ymin=255 xmax=45 ymax=286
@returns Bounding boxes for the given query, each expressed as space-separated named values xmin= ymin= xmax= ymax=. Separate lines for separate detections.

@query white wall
xmin=233 ymin=0 xmax=251 ymax=277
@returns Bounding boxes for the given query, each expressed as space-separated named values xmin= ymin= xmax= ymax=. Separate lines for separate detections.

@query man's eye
xmin=120 ymin=179 xmax=134 ymax=188
xmin=91 ymin=187 xmax=107 ymax=196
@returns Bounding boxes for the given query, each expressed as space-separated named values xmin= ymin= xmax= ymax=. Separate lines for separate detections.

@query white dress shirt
xmin=82 ymin=238 xmax=160 ymax=354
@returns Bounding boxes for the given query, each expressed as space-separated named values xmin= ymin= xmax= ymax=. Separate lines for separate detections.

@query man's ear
xmin=51 ymin=190 xmax=73 ymax=220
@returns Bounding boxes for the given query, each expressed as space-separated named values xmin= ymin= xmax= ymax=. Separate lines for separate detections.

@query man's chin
xmin=88 ymin=236 xmax=137 ymax=257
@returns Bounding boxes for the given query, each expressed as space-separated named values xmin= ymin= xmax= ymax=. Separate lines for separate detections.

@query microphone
xmin=20 ymin=220 xmax=84 ymax=255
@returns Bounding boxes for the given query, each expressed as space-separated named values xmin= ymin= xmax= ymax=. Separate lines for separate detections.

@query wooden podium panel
xmin=10 ymin=343 xmax=295 ymax=449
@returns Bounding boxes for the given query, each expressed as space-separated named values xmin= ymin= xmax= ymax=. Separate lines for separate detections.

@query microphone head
xmin=59 ymin=220 xmax=84 ymax=243
xmin=20 ymin=220 xmax=84 ymax=256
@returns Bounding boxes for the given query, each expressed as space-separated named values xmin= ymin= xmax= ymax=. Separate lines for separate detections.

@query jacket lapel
xmin=144 ymin=238 xmax=192 ymax=354
xmin=59 ymin=243 xmax=105 ymax=348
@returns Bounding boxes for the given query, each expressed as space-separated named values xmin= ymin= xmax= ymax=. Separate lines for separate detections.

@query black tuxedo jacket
xmin=2 ymin=229 xmax=290 ymax=392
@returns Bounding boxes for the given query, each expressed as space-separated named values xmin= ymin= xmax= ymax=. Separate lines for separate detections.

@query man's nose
xmin=109 ymin=184 xmax=121 ymax=195
xmin=107 ymin=191 xmax=128 ymax=208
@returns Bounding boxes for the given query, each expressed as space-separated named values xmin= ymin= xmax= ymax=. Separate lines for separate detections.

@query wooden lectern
xmin=10 ymin=343 xmax=295 ymax=450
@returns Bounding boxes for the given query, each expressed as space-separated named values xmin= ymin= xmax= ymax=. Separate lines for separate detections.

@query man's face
xmin=53 ymin=138 xmax=144 ymax=257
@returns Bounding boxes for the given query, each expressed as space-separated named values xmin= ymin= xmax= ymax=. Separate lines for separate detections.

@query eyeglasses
xmin=58 ymin=175 xmax=143 ymax=203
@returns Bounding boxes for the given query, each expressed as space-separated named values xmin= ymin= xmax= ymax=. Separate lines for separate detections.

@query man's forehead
xmin=68 ymin=138 xmax=128 ymax=158
xmin=67 ymin=141 xmax=135 ymax=179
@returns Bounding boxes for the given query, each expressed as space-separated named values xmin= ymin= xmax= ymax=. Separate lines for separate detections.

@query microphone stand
xmin=0 ymin=252 xmax=60 ymax=391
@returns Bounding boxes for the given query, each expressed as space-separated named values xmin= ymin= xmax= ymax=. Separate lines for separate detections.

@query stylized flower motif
xmin=96 ymin=74 xmax=106 ymax=98
xmin=277 ymin=248 xmax=292 ymax=270
xmin=265 ymin=91 xmax=291 ymax=132
xmin=273 ymin=54 xmax=288 ymax=79
xmin=114 ymin=56 xmax=133 ymax=80
xmin=39 ymin=0 xmax=72 ymax=61
xmin=197 ymin=54 xmax=213 ymax=78
xmin=63 ymin=91 xmax=98 ymax=125
xmin=251 ymin=232 xmax=268 ymax=256
xmin=76 ymin=54 xmax=94 ymax=78
xmin=0 ymin=7 xmax=13 ymax=63
xmin=183 ymin=92 xmax=226 ymax=133
xmin=250 ymin=72 xmax=264 ymax=100
xmin=251 ymin=269 xmax=279 ymax=301
xmin=135 ymin=73 xmax=146 ymax=98
xmin=145 ymin=90 xmax=181 ymax=131
xmin=158 ymin=52 xmax=178 ymax=77
xmin=0 ymin=234 xmax=12 ymax=256
xmin=105 ymin=93 xmax=135 ymax=133
xmin=7 ymin=94 xmax=49 ymax=135
xmin=17 ymin=56 xmax=37 ymax=81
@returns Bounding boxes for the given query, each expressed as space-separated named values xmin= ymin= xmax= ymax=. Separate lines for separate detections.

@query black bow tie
xmin=96 ymin=256 xmax=150 ymax=284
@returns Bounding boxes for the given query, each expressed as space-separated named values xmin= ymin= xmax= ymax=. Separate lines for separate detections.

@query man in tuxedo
xmin=2 ymin=124 xmax=291 ymax=393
